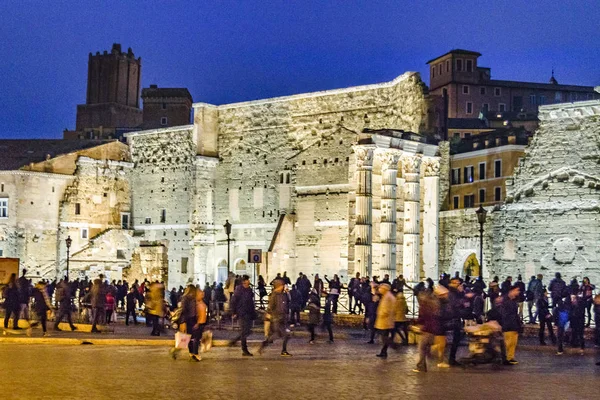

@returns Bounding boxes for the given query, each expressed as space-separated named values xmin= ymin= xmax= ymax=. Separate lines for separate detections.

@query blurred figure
xmin=229 ymin=275 xmax=256 ymax=356
xmin=32 ymin=281 xmax=53 ymax=336
xmin=90 ymin=275 xmax=106 ymax=333
xmin=307 ymin=289 xmax=320 ymax=344
xmin=413 ymin=289 xmax=442 ymax=373
xmin=54 ymin=280 xmax=77 ymax=332
xmin=288 ymin=284 xmax=302 ymax=326
xmin=375 ymin=283 xmax=396 ymax=358
xmin=500 ymin=286 xmax=521 ymax=365
xmin=105 ymin=291 xmax=116 ymax=324
xmin=348 ymin=272 xmax=361 ymax=314
xmin=323 ymin=294 xmax=334 ymax=343
xmin=324 ymin=274 xmax=341 ymax=314
xmin=581 ymin=277 xmax=595 ymax=327
xmin=146 ymin=281 xmax=165 ymax=336
xmin=393 ymin=290 xmax=409 ymax=345
xmin=364 ymin=281 xmax=379 ymax=344
xmin=258 ymin=278 xmax=291 ymax=357
xmin=257 ymin=275 xmax=268 ymax=309
xmin=549 ymin=272 xmax=566 ymax=307
xmin=537 ymin=289 xmax=555 ymax=345
xmin=17 ymin=269 xmax=31 ymax=323
xmin=2 ymin=273 xmax=20 ymax=330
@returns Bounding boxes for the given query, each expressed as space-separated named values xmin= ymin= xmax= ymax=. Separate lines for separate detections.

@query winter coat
xmin=323 ymin=298 xmax=333 ymax=324
xmin=549 ymin=278 xmax=566 ymax=300
xmin=499 ymin=296 xmax=521 ymax=332
xmin=32 ymin=285 xmax=52 ymax=314
xmin=374 ymin=291 xmax=396 ymax=330
xmin=180 ymin=294 xmax=197 ymax=321
xmin=417 ymin=293 xmax=442 ymax=335
xmin=394 ymin=293 xmax=408 ymax=322
xmin=537 ymin=297 xmax=552 ymax=321
xmin=105 ymin=293 xmax=116 ymax=312
xmin=230 ymin=285 xmax=256 ymax=320
xmin=90 ymin=280 xmax=106 ymax=308
xmin=267 ymin=291 xmax=289 ymax=322
xmin=308 ymin=294 xmax=321 ymax=325
xmin=2 ymin=284 xmax=19 ymax=309
xmin=146 ymin=283 xmax=165 ymax=317
xmin=126 ymin=292 xmax=137 ymax=311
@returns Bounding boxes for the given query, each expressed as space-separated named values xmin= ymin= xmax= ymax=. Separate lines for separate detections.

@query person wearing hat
xmin=375 ymin=283 xmax=396 ymax=358
xmin=258 ymin=278 xmax=292 ymax=357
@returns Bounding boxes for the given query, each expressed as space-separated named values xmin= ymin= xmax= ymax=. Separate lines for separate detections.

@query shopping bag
xmin=175 ymin=331 xmax=191 ymax=349
xmin=200 ymin=330 xmax=213 ymax=353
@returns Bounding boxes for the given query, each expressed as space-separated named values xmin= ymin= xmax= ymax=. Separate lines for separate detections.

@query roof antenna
xmin=550 ymin=66 xmax=558 ymax=85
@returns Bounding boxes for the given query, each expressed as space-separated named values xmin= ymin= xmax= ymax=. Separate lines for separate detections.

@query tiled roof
xmin=427 ymin=49 xmax=481 ymax=64
xmin=0 ymin=140 xmax=111 ymax=171
xmin=488 ymin=79 xmax=596 ymax=93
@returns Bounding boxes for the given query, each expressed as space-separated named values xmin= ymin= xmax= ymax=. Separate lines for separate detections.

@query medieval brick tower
xmin=64 ymin=43 xmax=143 ymax=140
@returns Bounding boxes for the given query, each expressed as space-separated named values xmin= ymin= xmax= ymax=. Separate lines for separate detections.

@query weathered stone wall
xmin=128 ymin=126 xmax=197 ymax=289
xmin=493 ymin=100 xmax=600 ymax=283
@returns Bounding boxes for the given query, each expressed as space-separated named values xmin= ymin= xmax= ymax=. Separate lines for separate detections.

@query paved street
xmin=1 ymin=340 xmax=598 ymax=400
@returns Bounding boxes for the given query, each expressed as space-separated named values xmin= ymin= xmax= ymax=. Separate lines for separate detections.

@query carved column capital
xmin=423 ymin=157 xmax=441 ymax=177
xmin=353 ymin=146 xmax=374 ymax=169
xmin=401 ymin=154 xmax=422 ymax=175
xmin=379 ymin=150 xmax=401 ymax=171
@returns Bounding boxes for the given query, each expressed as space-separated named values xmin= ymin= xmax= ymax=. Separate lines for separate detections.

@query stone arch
xmin=234 ymin=258 xmax=247 ymax=275
xmin=450 ymin=237 xmax=480 ymax=277
xmin=463 ymin=253 xmax=480 ymax=278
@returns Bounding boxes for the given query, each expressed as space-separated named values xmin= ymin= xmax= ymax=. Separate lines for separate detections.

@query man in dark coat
xmin=54 ymin=280 xmax=77 ymax=331
xmin=549 ymin=272 xmax=566 ymax=307
xmin=500 ymin=286 xmax=521 ymax=365
xmin=17 ymin=269 xmax=31 ymax=322
xmin=229 ymin=275 xmax=256 ymax=356
xmin=90 ymin=276 xmax=106 ymax=333
xmin=125 ymin=286 xmax=138 ymax=325
xmin=258 ymin=278 xmax=291 ymax=356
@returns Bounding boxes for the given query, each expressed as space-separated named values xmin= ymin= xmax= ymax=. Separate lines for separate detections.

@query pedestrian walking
xmin=515 ymin=275 xmax=526 ymax=321
xmin=375 ymin=283 xmax=396 ymax=358
xmin=324 ymin=274 xmax=341 ymax=314
xmin=348 ymin=272 xmax=361 ymax=314
xmin=554 ymin=298 xmax=570 ymax=355
xmin=537 ymin=289 xmax=556 ymax=345
xmin=364 ymin=281 xmax=379 ymax=344
xmin=2 ymin=273 xmax=20 ymax=330
xmin=394 ymin=290 xmax=409 ymax=345
xmin=258 ymin=278 xmax=292 ymax=357
xmin=413 ymin=289 xmax=443 ymax=373
xmin=125 ymin=286 xmax=138 ymax=325
xmin=105 ymin=291 xmax=116 ymax=324
xmin=570 ymin=294 xmax=586 ymax=354
xmin=146 ymin=281 xmax=165 ymax=336
xmin=581 ymin=277 xmax=595 ymax=327
xmin=54 ymin=280 xmax=77 ymax=332
xmin=32 ymin=281 xmax=53 ymax=336
xmin=288 ymin=284 xmax=302 ymax=326
xmin=229 ymin=275 xmax=256 ymax=356
xmin=447 ymin=277 xmax=466 ymax=366
xmin=257 ymin=275 xmax=268 ymax=309
xmin=500 ymin=285 xmax=522 ymax=365
xmin=549 ymin=272 xmax=566 ymax=307
xmin=17 ymin=269 xmax=31 ymax=323
xmin=90 ymin=276 xmax=106 ymax=333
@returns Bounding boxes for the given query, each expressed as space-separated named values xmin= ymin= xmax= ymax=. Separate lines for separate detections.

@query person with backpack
xmin=549 ymin=272 xmax=566 ymax=308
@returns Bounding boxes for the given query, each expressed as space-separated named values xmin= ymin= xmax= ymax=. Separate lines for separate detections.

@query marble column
xmin=422 ymin=157 xmax=440 ymax=280
xmin=402 ymin=154 xmax=422 ymax=282
xmin=353 ymin=146 xmax=374 ymax=277
xmin=379 ymin=150 xmax=400 ymax=280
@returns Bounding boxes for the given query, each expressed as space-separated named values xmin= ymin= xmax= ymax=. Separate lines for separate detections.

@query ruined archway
xmin=463 ymin=253 xmax=480 ymax=278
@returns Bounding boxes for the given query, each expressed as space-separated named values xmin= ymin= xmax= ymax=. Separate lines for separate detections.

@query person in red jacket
xmin=105 ymin=292 xmax=116 ymax=324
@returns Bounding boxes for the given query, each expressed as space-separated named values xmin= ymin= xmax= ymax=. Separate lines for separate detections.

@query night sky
xmin=1 ymin=1 xmax=598 ymax=139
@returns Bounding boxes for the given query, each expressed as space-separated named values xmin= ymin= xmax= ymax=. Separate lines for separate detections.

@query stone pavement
xmin=1 ymin=339 xmax=599 ymax=400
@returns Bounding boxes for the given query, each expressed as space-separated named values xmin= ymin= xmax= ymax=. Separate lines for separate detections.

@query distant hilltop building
xmin=64 ymin=44 xmax=192 ymax=141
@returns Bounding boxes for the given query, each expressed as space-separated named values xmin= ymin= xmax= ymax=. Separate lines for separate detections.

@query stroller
xmin=459 ymin=320 xmax=503 ymax=366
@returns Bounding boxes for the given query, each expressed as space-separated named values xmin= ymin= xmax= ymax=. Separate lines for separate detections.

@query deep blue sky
xmin=1 ymin=1 xmax=598 ymax=139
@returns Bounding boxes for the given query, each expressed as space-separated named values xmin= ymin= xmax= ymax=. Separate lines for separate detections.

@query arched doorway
xmin=235 ymin=259 xmax=247 ymax=276
xmin=463 ymin=253 xmax=480 ymax=278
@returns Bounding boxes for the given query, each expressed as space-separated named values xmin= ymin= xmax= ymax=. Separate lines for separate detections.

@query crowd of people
xmin=2 ymin=268 xmax=600 ymax=368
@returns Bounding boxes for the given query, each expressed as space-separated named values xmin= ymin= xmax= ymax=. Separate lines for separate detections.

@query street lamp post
xmin=223 ymin=220 xmax=232 ymax=274
xmin=475 ymin=206 xmax=487 ymax=280
xmin=65 ymin=235 xmax=72 ymax=281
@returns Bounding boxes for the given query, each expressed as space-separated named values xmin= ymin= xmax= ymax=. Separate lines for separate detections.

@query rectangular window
xmin=480 ymin=87 xmax=486 ymax=95
xmin=75 ymin=203 xmax=81 ymax=215
xmin=494 ymin=87 xmax=501 ymax=96
xmin=466 ymin=59 xmax=473 ymax=72
xmin=539 ymin=95 xmax=546 ymax=105
xmin=0 ymin=199 xmax=7 ymax=218
xmin=479 ymin=189 xmax=486 ymax=204
xmin=464 ymin=166 xmax=474 ymax=183
xmin=160 ymin=117 xmax=168 ymax=126
xmin=494 ymin=160 xmax=502 ymax=178
xmin=495 ymin=187 xmax=502 ymax=201
xmin=479 ymin=162 xmax=486 ymax=180
xmin=145 ymin=217 xmax=152 ymax=224
xmin=160 ymin=209 xmax=166 ymax=223
xmin=462 ymin=85 xmax=470 ymax=94
xmin=453 ymin=196 xmax=459 ymax=209
xmin=453 ymin=132 xmax=460 ymax=138
xmin=482 ymin=103 xmax=489 ymax=112
xmin=161 ymin=103 xmax=167 ymax=110
xmin=456 ymin=59 xmax=463 ymax=71
xmin=464 ymin=132 xmax=472 ymax=139
xmin=81 ymin=228 xmax=88 ymax=239
xmin=446 ymin=60 xmax=450 ymax=72
xmin=464 ymin=194 xmax=475 ymax=208
xmin=121 ymin=213 xmax=130 ymax=229
xmin=451 ymin=168 xmax=461 ymax=185
xmin=529 ymin=94 xmax=536 ymax=106
xmin=438 ymin=64 xmax=442 ymax=76
xmin=0 ymin=183 xmax=3 ymax=192
xmin=432 ymin=67 xmax=435 ymax=78
xmin=466 ymin=102 xmax=473 ymax=114
xmin=0 ymin=249 xmax=3 ymax=257
xmin=555 ymin=91 xmax=562 ymax=102
xmin=181 ymin=257 xmax=189 ymax=274
xmin=499 ymin=103 xmax=506 ymax=112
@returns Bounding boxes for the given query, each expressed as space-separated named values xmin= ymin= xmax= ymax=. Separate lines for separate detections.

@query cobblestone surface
xmin=0 ymin=339 xmax=598 ymax=400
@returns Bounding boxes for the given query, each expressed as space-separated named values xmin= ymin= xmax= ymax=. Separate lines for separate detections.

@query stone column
xmin=379 ymin=150 xmax=400 ymax=280
xmin=353 ymin=146 xmax=374 ymax=277
xmin=422 ymin=157 xmax=440 ymax=280
xmin=402 ymin=154 xmax=422 ymax=282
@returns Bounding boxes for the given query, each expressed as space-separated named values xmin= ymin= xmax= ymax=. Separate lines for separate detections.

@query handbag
xmin=175 ymin=331 xmax=191 ymax=349
xmin=200 ymin=330 xmax=213 ymax=353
